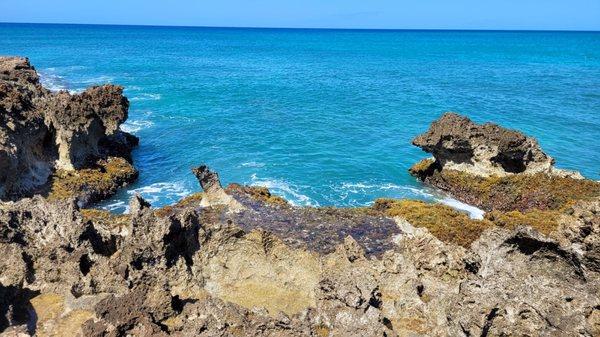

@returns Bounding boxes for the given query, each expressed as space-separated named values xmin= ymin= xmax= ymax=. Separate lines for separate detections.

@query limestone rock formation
xmin=412 ymin=112 xmax=555 ymax=177
xmin=1 ymin=165 xmax=599 ymax=336
xmin=410 ymin=113 xmax=599 ymax=212
xmin=1 ymin=62 xmax=599 ymax=336
xmin=0 ymin=57 xmax=137 ymax=201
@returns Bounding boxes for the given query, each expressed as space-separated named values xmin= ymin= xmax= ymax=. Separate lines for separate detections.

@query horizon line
xmin=1 ymin=21 xmax=599 ymax=33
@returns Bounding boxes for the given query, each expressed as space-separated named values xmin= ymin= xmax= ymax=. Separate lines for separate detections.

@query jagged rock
xmin=192 ymin=164 xmax=245 ymax=212
xmin=1 ymin=167 xmax=598 ymax=336
xmin=413 ymin=112 xmax=556 ymax=177
xmin=409 ymin=113 xmax=599 ymax=212
xmin=0 ymin=57 xmax=137 ymax=201
xmin=2 ymin=64 xmax=599 ymax=336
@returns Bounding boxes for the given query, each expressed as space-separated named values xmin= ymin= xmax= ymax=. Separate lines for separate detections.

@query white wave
xmin=336 ymin=181 xmax=434 ymax=201
xmin=127 ymin=182 xmax=190 ymax=205
xmin=38 ymin=71 xmax=69 ymax=92
xmin=250 ymin=174 xmax=318 ymax=207
xmin=437 ymin=197 xmax=485 ymax=220
xmin=120 ymin=120 xmax=154 ymax=133
xmin=79 ymin=75 xmax=114 ymax=84
xmin=241 ymin=161 xmax=265 ymax=168
xmin=102 ymin=200 xmax=129 ymax=213
xmin=335 ymin=181 xmax=484 ymax=218
xmin=130 ymin=93 xmax=161 ymax=101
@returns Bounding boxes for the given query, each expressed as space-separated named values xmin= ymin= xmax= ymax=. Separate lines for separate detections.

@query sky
xmin=0 ymin=0 xmax=599 ymax=31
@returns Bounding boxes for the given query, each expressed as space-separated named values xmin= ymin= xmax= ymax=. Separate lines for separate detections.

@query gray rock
xmin=413 ymin=112 xmax=555 ymax=177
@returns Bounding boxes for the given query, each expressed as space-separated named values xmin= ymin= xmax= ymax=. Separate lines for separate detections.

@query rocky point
xmin=0 ymin=58 xmax=599 ymax=336
xmin=0 ymin=56 xmax=138 ymax=206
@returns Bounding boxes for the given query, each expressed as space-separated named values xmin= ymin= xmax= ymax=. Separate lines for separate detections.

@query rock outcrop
xmin=0 ymin=57 xmax=137 ymax=203
xmin=0 ymin=167 xmax=598 ymax=336
xmin=410 ymin=113 xmax=599 ymax=212
xmin=412 ymin=112 xmax=556 ymax=177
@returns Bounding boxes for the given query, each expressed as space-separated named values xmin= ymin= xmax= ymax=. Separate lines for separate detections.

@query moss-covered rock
xmin=47 ymin=157 xmax=138 ymax=207
xmin=81 ymin=208 xmax=131 ymax=229
xmin=371 ymin=199 xmax=493 ymax=247
xmin=154 ymin=192 xmax=204 ymax=218
xmin=410 ymin=162 xmax=600 ymax=212
xmin=370 ymin=198 xmax=570 ymax=247
xmin=225 ymin=183 xmax=289 ymax=207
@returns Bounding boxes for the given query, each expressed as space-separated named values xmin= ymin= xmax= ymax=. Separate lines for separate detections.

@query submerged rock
xmin=0 ymin=57 xmax=137 ymax=203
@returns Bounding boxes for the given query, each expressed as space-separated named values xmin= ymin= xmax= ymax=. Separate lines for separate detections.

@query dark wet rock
xmin=192 ymin=165 xmax=221 ymax=194
xmin=0 ymin=56 xmax=137 ymax=203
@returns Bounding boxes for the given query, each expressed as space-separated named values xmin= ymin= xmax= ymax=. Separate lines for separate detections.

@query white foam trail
xmin=102 ymin=201 xmax=129 ymax=213
xmin=336 ymin=181 xmax=485 ymax=218
xmin=438 ymin=197 xmax=485 ymax=220
xmin=120 ymin=120 xmax=154 ymax=133
xmin=130 ymin=93 xmax=161 ymax=101
xmin=250 ymin=174 xmax=318 ymax=207
xmin=127 ymin=182 xmax=190 ymax=204
xmin=241 ymin=161 xmax=265 ymax=168
xmin=38 ymin=71 xmax=68 ymax=92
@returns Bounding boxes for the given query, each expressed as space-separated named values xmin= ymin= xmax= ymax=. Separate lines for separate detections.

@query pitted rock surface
xmin=0 ymin=57 xmax=137 ymax=200
xmin=1 ymin=167 xmax=598 ymax=336
xmin=413 ymin=112 xmax=555 ymax=177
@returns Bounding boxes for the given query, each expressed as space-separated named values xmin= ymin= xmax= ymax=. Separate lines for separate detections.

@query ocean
xmin=1 ymin=23 xmax=599 ymax=213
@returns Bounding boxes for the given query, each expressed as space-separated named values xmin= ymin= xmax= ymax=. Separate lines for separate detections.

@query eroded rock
xmin=0 ymin=57 xmax=137 ymax=203
xmin=1 ymin=168 xmax=598 ymax=336
xmin=413 ymin=112 xmax=556 ymax=177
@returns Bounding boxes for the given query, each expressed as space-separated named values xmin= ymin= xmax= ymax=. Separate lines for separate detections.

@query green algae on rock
xmin=0 ymin=56 xmax=138 ymax=205
xmin=410 ymin=113 xmax=600 ymax=212
xmin=47 ymin=157 xmax=138 ymax=207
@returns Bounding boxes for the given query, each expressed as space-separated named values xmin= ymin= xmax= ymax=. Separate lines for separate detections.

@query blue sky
xmin=0 ymin=0 xmax=598 ymax=30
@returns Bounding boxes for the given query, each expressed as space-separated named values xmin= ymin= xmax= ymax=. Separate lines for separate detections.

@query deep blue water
xmin=1 ymin=23 xmax=599 ymax=212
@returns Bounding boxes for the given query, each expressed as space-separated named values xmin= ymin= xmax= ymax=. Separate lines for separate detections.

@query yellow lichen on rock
xmin=411 ymin=164 xmax=600 ymax=212
xmin=47 ymin=157 xmax=137 ymax=205
xmin=81 ymin=208 xmax=130 ymax=229
xmin=203 ymin=230 xmax=320 ymax=316
xmin=226 ymin=183 xmax=289 ymax=206
xmin=154 ymin=192 xmax=204 ymax=217
xmin=485 ymin=209 xmax=563 ymax=236
xmin=372 ymin=199 xmax=494 ymax=247
xmin=30 ymin=293 xmax=94 ymax=337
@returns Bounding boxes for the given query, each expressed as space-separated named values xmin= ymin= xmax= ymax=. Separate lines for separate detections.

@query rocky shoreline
xmin=1 ymin=57 xmax=599 ymax=336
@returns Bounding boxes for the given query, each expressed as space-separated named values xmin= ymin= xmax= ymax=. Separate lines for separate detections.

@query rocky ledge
xmin=0 ymin=57 xmax=138 ymax=206
xmin=1 ymin=164 xmax=599 ymax=336
xmin=1 ymin=60 xmax=599 ymax=336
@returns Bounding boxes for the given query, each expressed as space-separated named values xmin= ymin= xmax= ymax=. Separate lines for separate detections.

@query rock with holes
xmin=412 ymin=112 xmax=558 ymax=177
xmin=449 ymin=227 xmax=600 ymax=336
xmin=0 ymin=56 xmax=137 ymax=201
xmin=1 ymin=164 xmax=599 ymax=336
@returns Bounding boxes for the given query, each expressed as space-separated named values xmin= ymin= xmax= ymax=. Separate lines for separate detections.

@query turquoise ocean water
xmin=1 ymin=23 xmax=599 ymax=212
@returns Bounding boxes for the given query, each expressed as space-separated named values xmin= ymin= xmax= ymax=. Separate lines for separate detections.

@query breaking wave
xmin=120 ymin=119 xmax=154 ymax=134
xmin=249 ymin=174 xmax=318 ymax=207
xmin=126 ymin=182 xmax=191 ymax=205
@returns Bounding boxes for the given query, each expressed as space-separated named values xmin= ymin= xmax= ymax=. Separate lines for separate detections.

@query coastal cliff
xmin=1 ymin=59 xmax=599 ymax=337
xmin=0 ymin=57 xmax=138 ymax=205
